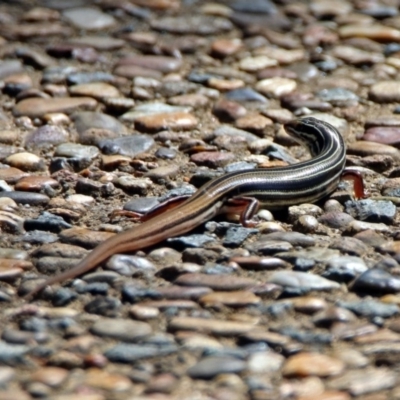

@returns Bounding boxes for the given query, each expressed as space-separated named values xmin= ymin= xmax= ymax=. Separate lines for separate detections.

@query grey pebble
xmin=122 ymin=103 xmax=190 ymax=121
xmin=0 ymin=60 xmax=24 ymax=79
xmin=24 ymin=211 xmax=71 ymax=233
xmin=223 ymin=225 xmax=258 ymax=247
xmin=24 ymin=125 xmax=69 ymax=148
xmin=262 ymin=142 xmax=297 ymax=163
xmin=350 ymin=268 xmax=400 ymax=294
xmin=122 ymin=284 xmax=160 ymax=303
xmin=84 ymin=297 xmax=122 ymax=317
xmin=316 ymin=88 xmax=359 ymax=106
xmin=345 ymin=199 xmax=397 ymax=224
xmin=318 ymin=211 xmax=354 ymax=229
xmin=168 ymin=233 xmax=215 ymax=248
xmin=55 ymin=143 xmax=99 ymax=160
xmin=2 ymin=328 xmax=49 ymax=345
xmin=0 ymin=341 xmax=30 ymax=366
xmin=224 ymin=161 xmax=257 ymax=173
xmin=190 ymin=169 xmax=222 ymax=187
xmin=123 ymin=197 xmax=159 ymax=214
xmin=231 ymin=0 xmax=277 ymax=14
xmin=277 ymin=326 xmax=332 ymax=345
xmin=67 ymin=71 xmax=116 ymax=85
xmin=224 ymin=87 xmax=268 ymax=103
xmin=246 ymin=240 xmax=293 ymax=255
xmin=187 ymin=70 xmax=217 ymax=84
xmin=91 ymin=318 xmax=152 ymax=342
xmin=0 ymin=145 xmax=21 ymax=160
xmin=0 ymin=191 xmax=49 ymax=205
xmin=63 ymin=6 xmax=116 ymax=30
xmin=338 ymin=299 xmax=399 ymax=319
xmin=51 ymin=288 xmax=78 ymax=306
xmin=99 ymin=134 xmax=155 ymax=157
xmin=187 ymin=356 xmax=247 ymax=379
xmin=159 ymin=80 xmax=198 ymax=97
xmin=213 ymin=125 xmax=260 ymax=143
xmin=158 ymin=185 xmax=197 ymax=202
xmin=72 ymin=111 xmax=127 ymax=136
xmin=76 ymin=282 xmax=109 ymax=295
xmin=260 ymin=231 xmax=316 ymax=247
xmin=323 ymin=255 xmax=368 ymax=282
xmin=105 ymin=343 xmax=178 ymax=363
xmin=106 ymin=254 xmax=155 ymax=277
xmin=329 ymin=236 xmax=369 ymax=256
xmin=276 ymin=247 xmax=340 ymax=270
xmin=15 ymin=230 xmax=58 ymax=245
xmin=155 ymin=147 xmax=177 ymax=159
xmin=268 ymin=270 xmax=340 ymax=292
xmin=151 ymin=15 xmax=233 ymax=35
xmin=41 ymin=65 xmax=78 ymax=84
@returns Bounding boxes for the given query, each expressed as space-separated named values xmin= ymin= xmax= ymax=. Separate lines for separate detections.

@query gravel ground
xmin=2 ymin=0 xmax=400 ymax=399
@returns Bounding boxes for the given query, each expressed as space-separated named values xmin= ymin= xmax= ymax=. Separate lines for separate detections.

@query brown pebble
xmin=365 ymin=116 xmax=400 ymax=128
xmin=5 ymin=152 xmax=45 ymax=171
xmin=256 ymin=77 xmax=297 ymax=97
xmin=145 ymin=373 xmax=178 ymax=394
xmin=15 ymin=176 xmax=59 ymax=191
xmin=332 ymin=45 xmax=384 ymax=65
xmin=114 ymin=64 xmax=162 ymax=79
xmin=156 ymin=285 xmax=212 ymax=299
xmin=175 ymin=273 xmax=257 ymax=290
xmin=59 ymin=227 xmax=115 ymax=249
xmin=69 ymin=82 xmax=121 ymax=100
xmin=283 ymin=352 xmax=345 ymax=377
xmin=211 ymin=38 xmax=243 ymax=57
xmin=13 ymin=97 xmax=97 ymax=118
xmin=291 ymin=296 xmax=328 ymax=314
xmin=347 ymin=141 xmax=400 ymax=158
xmin=0 ymin=167 xmax=28 ymax=183
xmin=213 ymin=98 xmax=247 ymax=121
xmin=190 ymin=151 xmax=235 ymax=168
xmin=339 ymin=24 xmax=400 ymax=41
xmin=208 ymin=77 xmax=245 ymax=91
xmin=84 ymin=368 xmax=131 ymax=391
xmin=370 ymin=81 xmax=400 ymax=103
xmin=30 ymin=367 xmax=69 ymax=388
xmin=168 ymin=316 xmax=255 ymax=336
xmin=363 ymin=127 xmax=400 ymax=147
xmin=235 ymin=113 xmax=272 ymax=132
xmin=199 ymin=291 xmax=261 ymax=307
xmin=47 ymin=350 xmax=84 ymax=369
xmin=168 ymin=93 xmax=209 ymax=108
xmin=378 ymin=241 xmax=400 ymax=255
xmin=297 ymin=391 xmax=351 ymax=400
xmin=354 ymin=328 xmax=400 ymax=344
xmin=134 ymin=111 xmax=198 ymax=132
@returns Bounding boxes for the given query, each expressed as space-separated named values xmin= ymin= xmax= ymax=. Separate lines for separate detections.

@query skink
xmin=25 ymin=117 xmax=362 ymax=299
